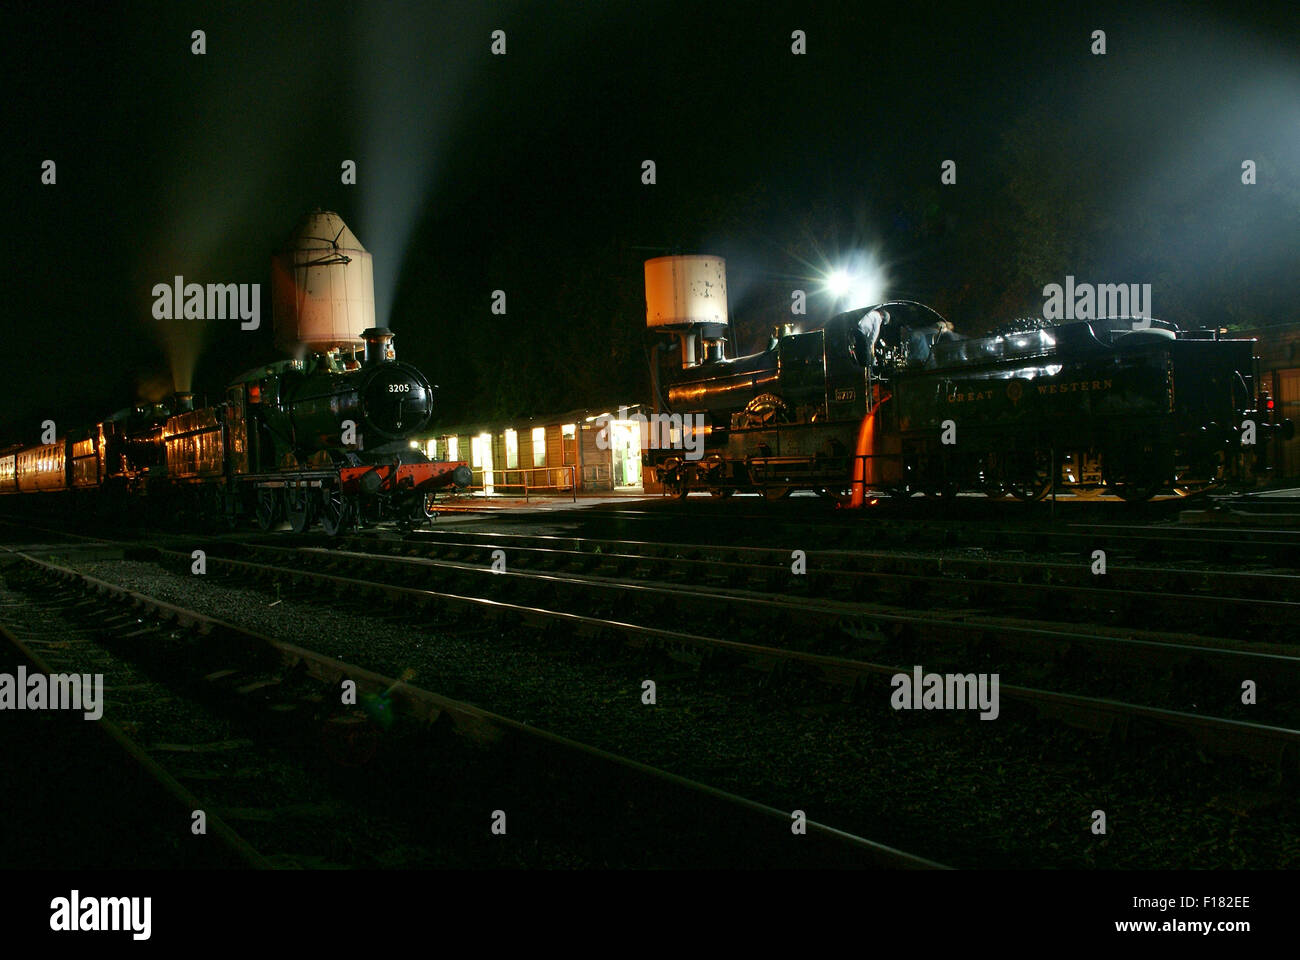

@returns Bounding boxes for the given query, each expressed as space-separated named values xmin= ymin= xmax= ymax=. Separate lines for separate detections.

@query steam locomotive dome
xmin=357 ymin=360 xmax=434 ymax=439
xmin=272 ymin=209 xmax=375 ymax=356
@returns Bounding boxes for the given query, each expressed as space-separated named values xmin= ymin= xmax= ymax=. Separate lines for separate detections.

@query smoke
xmin=355 ymin=2 xmax=518 ymax=323
xmin=160 ymin=325 xmax=201 ymax=394
xmin=135 ymin=371 xmax=174 ymax=403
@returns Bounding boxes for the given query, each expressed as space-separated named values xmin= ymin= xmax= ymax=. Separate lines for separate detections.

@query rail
xmin=11 ymin=548 xmax=942 ymax=869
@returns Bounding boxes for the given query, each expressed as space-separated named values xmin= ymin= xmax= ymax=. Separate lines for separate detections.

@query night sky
xmin=6 ymin=0 xmax=1298 ymax=441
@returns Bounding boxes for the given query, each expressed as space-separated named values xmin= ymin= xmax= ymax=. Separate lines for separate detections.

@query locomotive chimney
xmin=173 ymin=392 xmax=195 ymax=414
xmin=361 ymin=327 xmax=396 ymax=366
xmin=644 ymin=255 xmax=729 ymax=369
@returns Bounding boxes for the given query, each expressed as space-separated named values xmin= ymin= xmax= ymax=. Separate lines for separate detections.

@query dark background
xmin=5 ymin=0 xmax=1297 ymax=439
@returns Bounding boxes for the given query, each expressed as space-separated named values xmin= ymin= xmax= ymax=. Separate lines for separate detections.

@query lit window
xmin=562 ymin=423 xmax=576 ymax=439
xmin=447 ymin=436 xmax=459 ymax=461
xmin=426 ymin=439 xmax=438 ymax=459
xmin=532 ymin=427 xmax=546 ymax=467
xmin=505 ymin=429 xmax=519 ymax=469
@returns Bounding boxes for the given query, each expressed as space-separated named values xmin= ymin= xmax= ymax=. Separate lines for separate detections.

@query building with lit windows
xmin=419 ymin=403 xmax=660 ymax=496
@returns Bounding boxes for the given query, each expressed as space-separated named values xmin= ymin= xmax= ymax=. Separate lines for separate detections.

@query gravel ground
xmin=40 ymin=553 xmax=1300 ymax=869
xmin=219 ymin=537 xmax=1300 ymax=729
xmin=0 ymin=568 xmax=631 ymax=868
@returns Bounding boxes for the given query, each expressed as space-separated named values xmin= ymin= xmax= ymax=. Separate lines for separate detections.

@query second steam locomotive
xmin=645 ymin=256 xmax=1289 ymax=503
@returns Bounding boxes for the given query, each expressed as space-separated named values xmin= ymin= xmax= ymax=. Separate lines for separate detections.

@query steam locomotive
xmin=0 ymin=325 xmax=471 ymax=534
xmin=645 ymin=256 xmax=1290 ymax=502
xmin=0 ymin=211 xmax=470 ymax=533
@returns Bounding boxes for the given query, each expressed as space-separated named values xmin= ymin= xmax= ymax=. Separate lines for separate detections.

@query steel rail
xmin=12 ymin=550 xmax=944 ymax=869
xmin=123 ymin=547 xmax=1300 ymax=765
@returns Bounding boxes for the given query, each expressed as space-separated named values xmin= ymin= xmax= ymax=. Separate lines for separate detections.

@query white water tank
xmin=272 ymin=210 xmax=375 ymax=355
xmin=644 ymin=255 xmax=729 ymax=330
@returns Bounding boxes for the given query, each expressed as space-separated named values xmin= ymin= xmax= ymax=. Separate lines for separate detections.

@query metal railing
xmin=465 ymin=465 xmax=577 ymax=502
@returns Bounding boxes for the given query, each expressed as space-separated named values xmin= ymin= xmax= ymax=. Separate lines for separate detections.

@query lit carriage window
xmin=504 ymin=429 xmax=519 ymax=469
xmin=532 ymin=427 xmax=546 ymax=467
xmin=446 ymin=436 xmax=458 ymax=461
xmin=426 ymin=439 xmax=437 ymax=459
xmin=562 ymin=423 xmax=576 ymax=439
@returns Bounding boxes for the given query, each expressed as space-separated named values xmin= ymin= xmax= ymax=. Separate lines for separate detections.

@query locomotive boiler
xmin=242 ymin=328 xmax=434 ymax=457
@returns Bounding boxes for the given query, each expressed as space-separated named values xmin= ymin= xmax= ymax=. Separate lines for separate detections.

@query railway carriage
xmin=0 ymin=450 xmax=17 ymax=494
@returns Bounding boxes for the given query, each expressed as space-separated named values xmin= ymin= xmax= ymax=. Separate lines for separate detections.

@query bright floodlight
xmin=823 ymin=253 xmax=888 ymax=309
xmin=848 ymin=274 xmax=885 ymax=308
xmin=826 ymin=269 xmax=852 ymax=298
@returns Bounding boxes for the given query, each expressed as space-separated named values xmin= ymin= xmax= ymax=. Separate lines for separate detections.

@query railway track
xmin=11 ymin=517 xmax=1299 ymax=751
xmin=5 ymin=514 xmax=1298 ymax=866
xmin=99 ymin=538 xmax=1296 ymax=765
xmin=482 ymin=499 xmax=1300 ymax=566
xmin=394 ymin=529 xmax=1299 ymax=634
xmin=0 ymin=603 xmax=266 ymax=869
xmin=0 ymin=546 xmax=937 ymax=868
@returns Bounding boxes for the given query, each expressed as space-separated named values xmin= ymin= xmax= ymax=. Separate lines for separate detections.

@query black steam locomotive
xmin=649 ymin=290 xmax=1287 ymax=503
xmin=1 ymin=326 xmax=470 ymax=533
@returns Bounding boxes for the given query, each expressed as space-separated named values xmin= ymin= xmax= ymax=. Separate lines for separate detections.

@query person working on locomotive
xmin=906 ymin=319 xmax=960 ymax=366
xmin=851 ymin=307 xmax=887 ymax=367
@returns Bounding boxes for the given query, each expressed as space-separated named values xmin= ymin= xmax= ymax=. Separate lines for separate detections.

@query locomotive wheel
xmin=1006 ymin=478 xmax=1052 ymax=502
xmin=412 ymin=494 xmax=435 ymax=521
xmin=1104 ymin=448 xmax=1168 ymax=502
xmin=358 ymin=498 xmax=384 ymax=528
xmin=395 ymin=495 xmax=434 ymax=531
xmin=665 ymin=468 xmax=691 ymax=499
xmin=1006 ymin=451 xmax=1054 ymax=502
xmin=1108 ymin=479 xmax=1163 ymax=502
xmin=319 ymin=487 xmax=353 ymax=537
xmin=285 ymin=486 xmax=314 ymax=534
xmin=255 ymin=488 xmax=282 ymax=531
